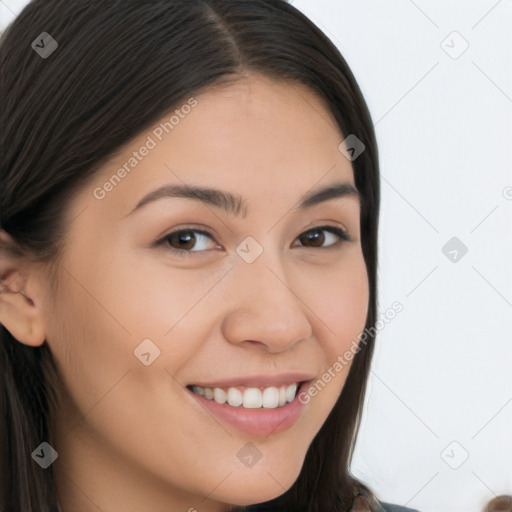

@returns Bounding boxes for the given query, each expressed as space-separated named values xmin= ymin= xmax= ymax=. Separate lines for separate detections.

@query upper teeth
xmin=190 ymin=383 xmax=299 ymax=409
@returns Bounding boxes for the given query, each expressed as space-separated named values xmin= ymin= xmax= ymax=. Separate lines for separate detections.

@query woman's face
xmin=42 ymin=73 xmax=369 ymax=511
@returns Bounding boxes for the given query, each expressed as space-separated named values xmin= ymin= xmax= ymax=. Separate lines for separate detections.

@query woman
xmin=0 ymin=1 xmax=421 ymax=511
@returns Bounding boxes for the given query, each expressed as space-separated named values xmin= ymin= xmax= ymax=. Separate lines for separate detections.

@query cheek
xmin=292 ymin=253 xmax=369 ymax=416
xmin=45 ymin=242 xmax=174 ymax=419
xmin=46 ymin=273 xmax=139 ymax=416
xmin=48 ymin=239 xmax=228 ymax=405
xmin=313 ymin=255 xmax=369 ymax=353
xmin=100 ymin=246 xmax=224 ymax=333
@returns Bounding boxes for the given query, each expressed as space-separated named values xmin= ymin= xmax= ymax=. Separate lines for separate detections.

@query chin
xmin=222 ymin=485 xmax=289 ymax=508
xmin=216 ymin=463 xmax=302 ymax=507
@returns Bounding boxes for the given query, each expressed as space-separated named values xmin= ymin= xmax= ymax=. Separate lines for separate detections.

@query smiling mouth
xmin=186 ymin=381 xmax=307 ymax=409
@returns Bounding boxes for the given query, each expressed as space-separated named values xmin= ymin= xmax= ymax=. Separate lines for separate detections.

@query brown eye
xmin=296 ymin=226 xmax=351 ymax=249
xmin=298 ymin=227 xmax=326 ymax=248
xmin=167 ymin=230 xmax=198 ymax=250
xmin=153 ymin=225 xmax=351 ymax=259
xmin=154 ymin=228 xmax=217 ymax=257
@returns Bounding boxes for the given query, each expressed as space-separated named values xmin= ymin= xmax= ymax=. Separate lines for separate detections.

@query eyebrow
xmin=124 ymin=181 xmax=360 ymax=220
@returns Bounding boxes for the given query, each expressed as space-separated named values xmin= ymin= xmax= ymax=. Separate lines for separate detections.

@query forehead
xmin=69 ymin=73 xmax=355 ymax=224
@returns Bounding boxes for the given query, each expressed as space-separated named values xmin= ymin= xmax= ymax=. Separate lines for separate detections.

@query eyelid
xmin=152 ymin=223 xmax=352 ymax=258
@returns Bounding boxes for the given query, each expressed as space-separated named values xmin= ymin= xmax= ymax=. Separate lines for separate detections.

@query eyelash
xmin=153 ymin=225 xmax=352 ymax=258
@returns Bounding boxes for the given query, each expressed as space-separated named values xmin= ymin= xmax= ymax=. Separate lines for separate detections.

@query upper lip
xmin=187 ymin=372 xmax=315 ymax=389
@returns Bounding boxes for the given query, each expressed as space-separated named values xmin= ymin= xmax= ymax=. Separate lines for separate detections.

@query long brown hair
xmin=484 ymin=496 xmax=512 ymax=512
xmin=0 ymin=1 xmax=381 ymax=510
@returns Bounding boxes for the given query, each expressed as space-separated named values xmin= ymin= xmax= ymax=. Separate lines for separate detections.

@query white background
xmin=1 ymin=1 xmax=511 ymax=511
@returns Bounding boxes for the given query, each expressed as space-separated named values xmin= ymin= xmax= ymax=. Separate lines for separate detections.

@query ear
xmin=0 ymin=230 xmax=47 ymax=347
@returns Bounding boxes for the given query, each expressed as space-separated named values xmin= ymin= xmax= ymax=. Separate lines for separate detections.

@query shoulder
xmin=376 ymin=502 xmax=422 ymax=512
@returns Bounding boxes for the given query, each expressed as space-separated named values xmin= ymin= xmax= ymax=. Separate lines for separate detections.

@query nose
xmin=220 ymin=251 xmax=313 ymax=354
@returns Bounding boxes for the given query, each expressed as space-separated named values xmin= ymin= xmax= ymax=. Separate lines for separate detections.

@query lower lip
xmin=187 ymin=381 xmax=310 ymax=437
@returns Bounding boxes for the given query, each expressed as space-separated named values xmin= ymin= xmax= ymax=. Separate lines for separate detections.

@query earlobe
xmin=0 ymin=231 xmax=47 ymax=347
xmin=0 ymin=281 xmax=47 ymax=347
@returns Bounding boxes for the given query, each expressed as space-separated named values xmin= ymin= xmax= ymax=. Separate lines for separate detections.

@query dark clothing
xmin=379 ymin=502 xmax=421 ymax=512
xmin=348 ymin=493 xmax=421 ymax=512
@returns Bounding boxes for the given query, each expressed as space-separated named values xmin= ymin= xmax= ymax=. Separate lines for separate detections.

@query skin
xmin=0 ymin=72 xmax=368 ymax=512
